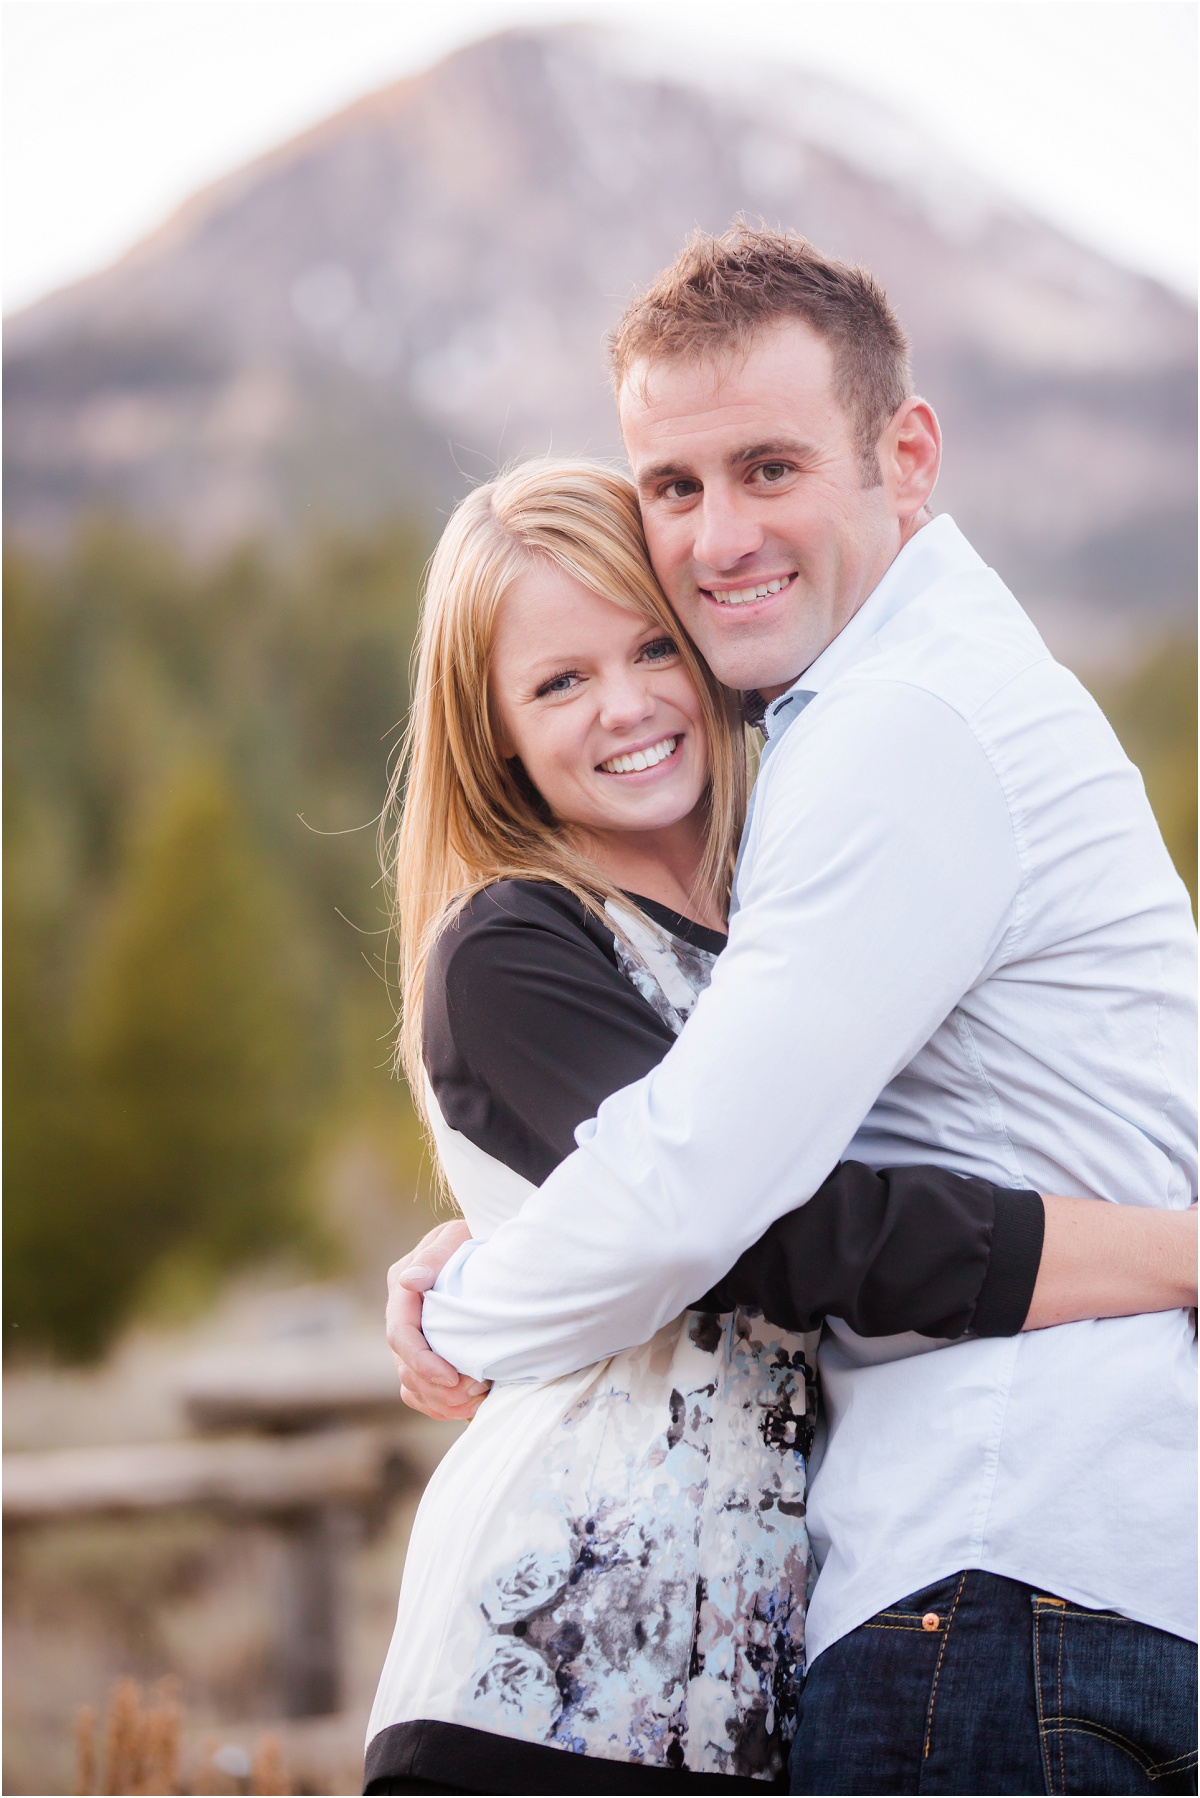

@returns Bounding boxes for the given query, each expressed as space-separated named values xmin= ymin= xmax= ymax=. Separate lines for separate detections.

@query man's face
xmin=620 ymin=319 xmax=932 ymax=697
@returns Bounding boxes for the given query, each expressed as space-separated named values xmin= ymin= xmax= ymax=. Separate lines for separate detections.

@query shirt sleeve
xmin=423 ymin=686 xmax=1022 ymax=1381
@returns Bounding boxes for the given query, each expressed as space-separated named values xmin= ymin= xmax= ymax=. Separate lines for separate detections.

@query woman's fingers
xmin=384 ymin=1218 xmax=487 ymax=1414
xmin=386 ymin=1219 xmax=471 ymax=1298
xmin=386 ymin=1284 xmax=460 ymax=1388
xmin=399 ymin=1381 xmax=486 ymax=1423
xmin=397 ymin=1264 xmax=435 ymax=1293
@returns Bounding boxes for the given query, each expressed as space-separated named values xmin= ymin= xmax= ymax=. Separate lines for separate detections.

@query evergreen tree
xmin=8 ymin=763 xmax=320 ymax=1359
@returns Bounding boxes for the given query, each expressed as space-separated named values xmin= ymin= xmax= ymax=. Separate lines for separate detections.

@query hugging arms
xmin=388 ymin=872 xmax=1195 ymax=1421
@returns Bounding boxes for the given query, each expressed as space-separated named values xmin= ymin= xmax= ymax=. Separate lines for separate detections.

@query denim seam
xmin=1040 ymin=1721 xmax=1198 ymax=1780
xmin=922 ymin=1573 xmax=967 ymax=1763
xmin=1032 ymin=1600 xmax=1064 ymax=1794
xmin=1149 ymin=1752 xmax=1200 ymax=1776
xmin=1055 ymin=1604 xmax=1068 ymax=1792
xmin=862 ymin=1623 xmax=942 ymax=1634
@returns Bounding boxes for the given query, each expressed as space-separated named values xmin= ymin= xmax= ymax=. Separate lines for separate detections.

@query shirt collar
xmin=759 ymin=514 xmax=984 ymax=743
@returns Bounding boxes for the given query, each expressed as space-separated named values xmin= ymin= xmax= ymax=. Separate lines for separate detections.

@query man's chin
xmin=698 ymin=644 xmax=809 ymax=698
xmin=676 ymin=602 xmax=819 ymax=696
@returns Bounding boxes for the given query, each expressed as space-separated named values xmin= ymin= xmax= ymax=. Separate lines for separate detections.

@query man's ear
xmin=882 ymin=398 xmax=941 ymax=520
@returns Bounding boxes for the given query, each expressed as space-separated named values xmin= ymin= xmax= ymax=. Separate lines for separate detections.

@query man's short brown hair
xmin=610 ymin=224 xmax=913 ymax=479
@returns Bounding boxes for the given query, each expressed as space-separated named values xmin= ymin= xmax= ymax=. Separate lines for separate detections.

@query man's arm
xmin=422 ymin=680 xmax=1023 ymax=1382
xmin=390 ymin=1196 xmax=1197 ymax=1420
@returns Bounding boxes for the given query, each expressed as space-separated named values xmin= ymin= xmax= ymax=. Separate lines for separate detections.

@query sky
xmin=3 ymin=0 xmax=1196 ymax=315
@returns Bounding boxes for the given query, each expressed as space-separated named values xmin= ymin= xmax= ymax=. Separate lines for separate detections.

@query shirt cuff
xmin=969 ymin=1188 xmax=1045 ymax=1336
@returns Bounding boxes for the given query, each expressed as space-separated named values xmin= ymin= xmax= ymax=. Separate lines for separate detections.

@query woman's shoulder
xmin=423 ymin=878 xmax=672 ymax=1185
xmin=428 ymin=880 xmax=618 ymax=1012
xmin=433 ymin=879 xmax=607 ymax=967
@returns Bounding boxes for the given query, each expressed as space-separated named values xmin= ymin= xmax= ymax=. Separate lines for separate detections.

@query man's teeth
xmin=713 ymin=577 xmax=790 ymax=607
xmin=600 ymin=735 xmax=679 ymax=775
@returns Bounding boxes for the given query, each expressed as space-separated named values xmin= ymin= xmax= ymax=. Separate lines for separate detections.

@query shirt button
xmin=921 ymin=1612 xmax=941 ymax=1632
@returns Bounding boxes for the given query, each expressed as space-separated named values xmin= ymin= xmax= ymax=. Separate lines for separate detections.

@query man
xmin=390 ymin=228 xmax=1197 ymax=1793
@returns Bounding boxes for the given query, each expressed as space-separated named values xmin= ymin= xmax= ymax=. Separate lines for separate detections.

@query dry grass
xmin=73 ymin=1679 xmax=291 ymax=1795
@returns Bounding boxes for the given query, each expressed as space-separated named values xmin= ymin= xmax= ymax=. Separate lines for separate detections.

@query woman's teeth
xmin=714 ymin=576 xmax=790 ymax=606
xmin=599 ymin=735 xmax=679 ymax=775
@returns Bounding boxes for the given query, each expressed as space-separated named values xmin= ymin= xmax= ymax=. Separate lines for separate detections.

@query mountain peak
xmin=4 ymin=23 xmax=1194 ymax=662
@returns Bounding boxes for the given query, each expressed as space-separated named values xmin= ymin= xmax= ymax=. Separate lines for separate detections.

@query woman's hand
xmin=385 ymin=1220 xmax=491 ymax=1421
xmin=1023 ymin=1196 xmax=1197 ymax=1330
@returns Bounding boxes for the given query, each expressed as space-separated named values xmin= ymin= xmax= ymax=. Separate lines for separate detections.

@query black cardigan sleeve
xmin=699 ymin=1163 xmax=1044 ymax=1339
xmin=425 ymin=881 xmax=1044 ymax=1340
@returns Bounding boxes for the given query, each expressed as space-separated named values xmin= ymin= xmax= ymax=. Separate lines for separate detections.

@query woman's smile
xmin=596 ymin=732 xmax=683 ymax=777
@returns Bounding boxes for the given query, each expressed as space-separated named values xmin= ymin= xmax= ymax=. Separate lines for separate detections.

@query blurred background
xmin=4 ymin=3 xmax=1196 ymax=1792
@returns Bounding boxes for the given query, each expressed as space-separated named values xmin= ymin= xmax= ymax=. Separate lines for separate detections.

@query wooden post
xmin=277 ymin=1504 xmax=352 ymax=1718
xmin=3 ymin=1340 xmax=458 ymax=1720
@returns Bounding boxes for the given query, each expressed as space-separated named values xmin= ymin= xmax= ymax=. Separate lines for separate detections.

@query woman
xmin=366 ymin=462 xmax=1190 ymax=1795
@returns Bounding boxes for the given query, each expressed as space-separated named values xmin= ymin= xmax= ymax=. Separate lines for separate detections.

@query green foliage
xmin=4 ymin=513 xmax=1195 ymax=1359
xmin=64 ymin=766 xmax=317 ymax=1350
xmin=4 ymin=517 xmax=430 ymax=1360
xmin=1089 ymin=638 xmax=1197 ymax=913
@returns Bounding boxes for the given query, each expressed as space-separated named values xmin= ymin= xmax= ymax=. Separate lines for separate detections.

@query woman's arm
xmin=698 ymin=1164 xmax=1043 ymax=1337
xmin=428 ymin=886 xmax=1048 ymax=1341
xmin=388 ymin=1194 xmax=1197 ymax=1421
xmin=392 ymin=883 xmax=1193 ymax=1418
xmin=1025 ymin=1196 xmax=1196 ymax=1330
xmin=703 ymin=1179 xmax=1196 ymax=1337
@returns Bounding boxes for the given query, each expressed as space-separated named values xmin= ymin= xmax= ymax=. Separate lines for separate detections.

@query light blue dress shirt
xmin=424 ymin=515 xmax=1197 ymax=1659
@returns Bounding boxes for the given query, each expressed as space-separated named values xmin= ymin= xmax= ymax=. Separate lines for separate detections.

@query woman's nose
xmin=597 ymin=671 xmax=656 ymax=733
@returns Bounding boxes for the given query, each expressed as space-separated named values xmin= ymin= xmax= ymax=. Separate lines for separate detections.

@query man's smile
xmin=700 ymin=571 xmax=799 ymax=609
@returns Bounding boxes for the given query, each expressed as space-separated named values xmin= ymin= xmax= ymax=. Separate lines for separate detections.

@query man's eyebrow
xmin=636 ymin=438 xmax=817 ymax=487
xmin=728 ymin=437 xmax=816 ymax=467
xmin=637 ymin=460 xmax=693 ymax=487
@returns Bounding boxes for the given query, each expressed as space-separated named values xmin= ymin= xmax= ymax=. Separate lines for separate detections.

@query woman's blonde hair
xmin=383 ymin=459 xmax=748 ymax=1104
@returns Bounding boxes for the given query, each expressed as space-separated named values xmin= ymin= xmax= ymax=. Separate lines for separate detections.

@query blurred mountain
xmin=5 ymin=24 xmax=1195 ymax=663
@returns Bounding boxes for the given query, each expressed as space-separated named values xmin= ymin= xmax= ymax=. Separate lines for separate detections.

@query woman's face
xmin=489 ymin=559 xmax=710 ymax=840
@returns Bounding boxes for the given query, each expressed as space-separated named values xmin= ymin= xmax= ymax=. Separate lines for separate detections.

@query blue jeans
xmin=790 ymin=1571 xmax=1197 ymax=1795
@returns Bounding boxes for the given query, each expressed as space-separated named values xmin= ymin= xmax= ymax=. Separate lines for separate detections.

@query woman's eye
xmin=535 ymin=670 xmax=580 ymax=697
xmin=641 ymin=637 xmax=679 ymax=663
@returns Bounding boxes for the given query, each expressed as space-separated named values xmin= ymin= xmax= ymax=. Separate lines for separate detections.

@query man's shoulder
xmin=855 ymin=565 xmax=1064 ymax=723
xmin=801 ymin=566 xmax=1117 ymax=793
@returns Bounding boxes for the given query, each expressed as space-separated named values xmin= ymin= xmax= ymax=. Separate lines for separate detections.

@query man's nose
xmin=692 ymin=486 xmax=764 ymax=574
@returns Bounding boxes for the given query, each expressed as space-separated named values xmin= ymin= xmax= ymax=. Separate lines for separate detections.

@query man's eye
xmin=756 ymin=462 xmax=791 ymax=484
xmin=642 ymin=637 xmax=679 ymax=663
xmin=663 ymin=479 xmax=701 ymax=500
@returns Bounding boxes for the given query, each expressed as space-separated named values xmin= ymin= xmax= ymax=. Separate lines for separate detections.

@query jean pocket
xmin=1033 ymin=1596 xmax=1199 ymax=1795
xmin=864 ymin=1574 xmax=965 ymax=1635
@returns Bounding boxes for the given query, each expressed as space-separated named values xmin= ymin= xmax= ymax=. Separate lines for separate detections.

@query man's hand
xmin=386 ymin=1220 xmax=490 ymax=1421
